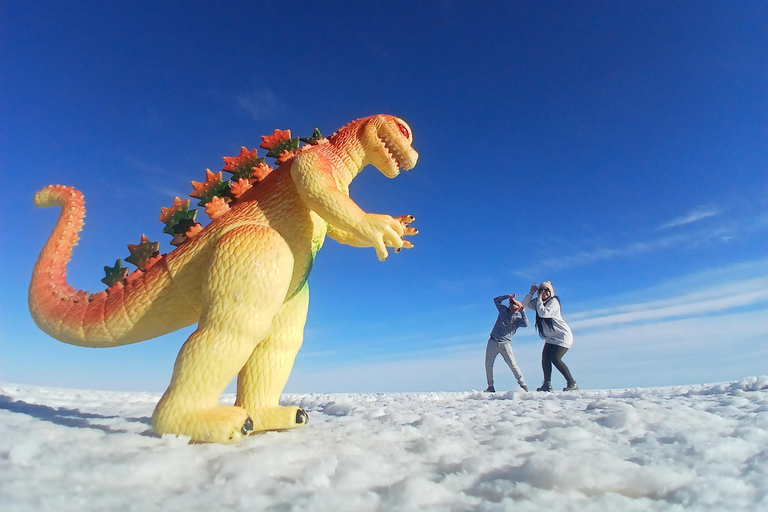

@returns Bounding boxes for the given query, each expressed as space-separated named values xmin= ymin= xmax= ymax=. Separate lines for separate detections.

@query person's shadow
xmin=0 ymin=394 xmax=154 ymax=436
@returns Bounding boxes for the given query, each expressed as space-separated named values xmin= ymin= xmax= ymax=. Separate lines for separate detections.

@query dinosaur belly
xmin=286 ymin=211 xmax=327 ymax=299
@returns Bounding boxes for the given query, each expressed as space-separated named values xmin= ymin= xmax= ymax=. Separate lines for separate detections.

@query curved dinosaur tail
xmin=29 ymin=185 xmax=107 ymax=346
xmin=29 ymin=185 xmax=186 ymax=348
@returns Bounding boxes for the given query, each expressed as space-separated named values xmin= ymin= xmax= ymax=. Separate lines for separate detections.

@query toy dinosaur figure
xmin=28 ymin=114 xmax=419 ymax=443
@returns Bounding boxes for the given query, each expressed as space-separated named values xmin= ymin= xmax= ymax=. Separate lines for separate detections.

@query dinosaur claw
xmin=241 ymin=417 xmax=254 ymax=436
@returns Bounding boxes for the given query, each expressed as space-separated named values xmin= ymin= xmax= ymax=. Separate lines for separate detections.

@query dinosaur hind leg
xmin=151 ymin=225 xmax=293 ymax=443
xmin=235 ymin=283 xmax=310 ymax=431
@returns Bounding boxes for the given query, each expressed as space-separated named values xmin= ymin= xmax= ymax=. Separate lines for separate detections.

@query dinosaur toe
xmin=241 ymin=416 xmax=254 ymax=436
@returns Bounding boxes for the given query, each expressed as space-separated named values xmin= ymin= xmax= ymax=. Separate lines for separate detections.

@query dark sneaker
xmin=563 ymin=382 xmax=579 ymax=391
xmin=484 ymin=386 xmax=495 ymax=393
xmin=537 ymin=381 xmax=553 ymax=392
xmin=520 ymin=384 xmax=529 ymax=392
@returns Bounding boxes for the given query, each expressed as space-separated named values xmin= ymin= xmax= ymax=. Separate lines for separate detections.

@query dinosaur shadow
xmin=0 ymin=394 xmax=154 ymax=436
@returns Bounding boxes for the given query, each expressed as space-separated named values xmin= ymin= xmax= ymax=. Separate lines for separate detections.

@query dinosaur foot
xmin=152 ymin=404 xmax=254 ymax=444
xmin=243 ymin=405 xmax=309 ymax=432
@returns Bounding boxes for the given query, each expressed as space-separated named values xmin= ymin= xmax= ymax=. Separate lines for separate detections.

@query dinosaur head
xmin=331 ymin=115 xmax=418 ymax=179
xmin=362 ymin=115 xmax=418 ymax=178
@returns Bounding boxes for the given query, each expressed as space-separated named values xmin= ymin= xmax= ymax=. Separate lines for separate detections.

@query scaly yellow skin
xmin=28 ymin=114 xmax=419 ymax=443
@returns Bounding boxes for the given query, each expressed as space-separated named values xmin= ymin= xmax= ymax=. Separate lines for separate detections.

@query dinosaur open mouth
xmin=379 ymin=135 xmax=410 ymax=170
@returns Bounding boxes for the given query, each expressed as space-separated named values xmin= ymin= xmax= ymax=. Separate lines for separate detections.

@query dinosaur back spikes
xmin=159 ymin=197 xmax=201 ymax=246
xmin=102 ymin=259 xmax=128 ymax=287
xmin=152 ymin=128 xmax=327 ymax=252
xmin=229 ymin=178 xmax=253 ymax=199
xmin=204 ymin=196 xmax=230 ymax=220
xmin=260 ymin=129 xmax=300 ymax=160
xmin=125 ymin=235 xmax=160 ymax=271
xmin=300 ymin=128 xmax=324 ymax=145
xmin=222 ymin=147 xmax=273 ymax=182
xmin=190 ymin=169 xmax=232 ymax=207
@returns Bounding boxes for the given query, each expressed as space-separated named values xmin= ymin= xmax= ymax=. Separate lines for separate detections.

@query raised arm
xmin=494 ymin=295 xmax=510 ymax=313
xmin=517 ymin=308 xmax=529 ymax=327
xmin=521 ymin=292 xmax=535 ymax=310
xmin=534 ymin=296 xmax=561 ymax=319
xmin=290 ymin=153 xmax=406 ymax=260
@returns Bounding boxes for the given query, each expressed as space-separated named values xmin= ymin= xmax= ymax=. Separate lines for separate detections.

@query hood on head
xmin=539 ymin=281 xmax=554 ymax=295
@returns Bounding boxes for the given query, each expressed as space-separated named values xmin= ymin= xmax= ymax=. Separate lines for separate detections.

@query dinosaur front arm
xmin=327 ymin=219 xmax=416 ymax=251
xmin=290 ymin=153 xmax=405 ymax=260
xmin=326 ymin=225 xmax=369 ymax=248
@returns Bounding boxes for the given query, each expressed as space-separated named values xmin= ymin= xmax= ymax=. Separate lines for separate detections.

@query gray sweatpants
xmin=485 ymin=338 xmax=525 ymax=387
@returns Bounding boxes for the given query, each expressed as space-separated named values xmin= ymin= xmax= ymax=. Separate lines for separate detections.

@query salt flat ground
xmin=1 ymin=377 xmax=767 ymax=512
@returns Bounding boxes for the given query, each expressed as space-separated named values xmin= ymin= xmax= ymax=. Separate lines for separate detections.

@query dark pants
xmin=542 ymin=343 xmax=575 ymax=383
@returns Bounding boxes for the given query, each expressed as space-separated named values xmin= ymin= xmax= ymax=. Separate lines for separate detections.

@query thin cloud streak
xmin=660 ymin=207 xmax=722 ymax=230
xmin=236 ymin=89 xmax=279 ymax=121
xmin=569 ymin=277 xmax=768 ymax=329
xmin=514 ymin=217 xmax=747 ymax=276
xmin=528 ymin=233 xmax=686 ymax=272
xmin=572 ymin=290 xmax=768 ymax=330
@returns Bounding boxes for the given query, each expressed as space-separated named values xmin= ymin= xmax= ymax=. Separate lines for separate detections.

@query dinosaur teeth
xmin=380 ymin=135 xmax=405 ymax=169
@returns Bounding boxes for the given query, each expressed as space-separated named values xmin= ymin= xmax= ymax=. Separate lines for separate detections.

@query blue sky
xmin=1 ymin=1 xmax=766 ymax=393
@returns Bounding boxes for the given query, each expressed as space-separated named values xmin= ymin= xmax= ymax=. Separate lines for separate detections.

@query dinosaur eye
xmin=396 ymin=122 xmax=410 ymax=140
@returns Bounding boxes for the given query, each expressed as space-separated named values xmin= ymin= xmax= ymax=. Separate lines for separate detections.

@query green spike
xmin=195 ymin=180 xmax=232 ymax=207
xmin=300 ymin=128 xmax=323 ymax=145
xmin=162 ymin=208 xmax=198 ymax=236
xmin=102 ymin=259 xmax=128 ymax=287
xmin=125 ymin=235 xmax=160 ymax=270
xmin=229 ymin=158 xmax=267 ymax=182
xmin=266 ymin=137 xmax=300 ymax=159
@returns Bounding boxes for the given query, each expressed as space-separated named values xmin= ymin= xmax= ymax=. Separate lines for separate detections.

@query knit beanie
xmin=538 ymin=281 xmax=554 ymax=295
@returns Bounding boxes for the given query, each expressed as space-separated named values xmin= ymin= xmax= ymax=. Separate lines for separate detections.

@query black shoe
xmin=484 ymin=386 xmax=495 ymax=393
xmin=520 ymin=384 xmax=528 ymax=392
xmin=563 ymin=382 xmax=579 ymax=391
xmin=536 ymin=381 xmax=553 ymax=392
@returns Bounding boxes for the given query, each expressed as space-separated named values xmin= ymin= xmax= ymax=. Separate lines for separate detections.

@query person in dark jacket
xmin=484 ymin=294 xmax=529 ymax=392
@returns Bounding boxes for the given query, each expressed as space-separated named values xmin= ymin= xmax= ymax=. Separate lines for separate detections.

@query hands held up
xmin=507 ymin=293 xmax=524 ymax=313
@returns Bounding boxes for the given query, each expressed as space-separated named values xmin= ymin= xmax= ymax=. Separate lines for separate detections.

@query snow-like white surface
xmin=1 ymin=378 xmax=767 ymax=512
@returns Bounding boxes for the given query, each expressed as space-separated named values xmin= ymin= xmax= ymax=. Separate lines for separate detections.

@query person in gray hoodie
xmin=484 ymin=294 xmax=529 ymax=392
xmin=522 ymin=281 xmax=578 ymax=392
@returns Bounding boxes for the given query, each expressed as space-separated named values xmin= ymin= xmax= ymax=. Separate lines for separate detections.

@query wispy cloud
xmin=515 ymin=232 xmax=697 ymax=275
xmin=236 ymin=89 xmax=279 ymax=121
xmin=512 ymin=204 xmax=755 ymax=276
xmin=660 ymin=206 xmax=722 ymax=230
xmin=116 ymin=153 xmax=189 ymax=199
xmin=123 ymin=154 xmax=167 ymax=176
xmin=535 ymin=238 xmax=673 ymax=271
xmin=568 ymin=277 xmax=768 ymax=329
